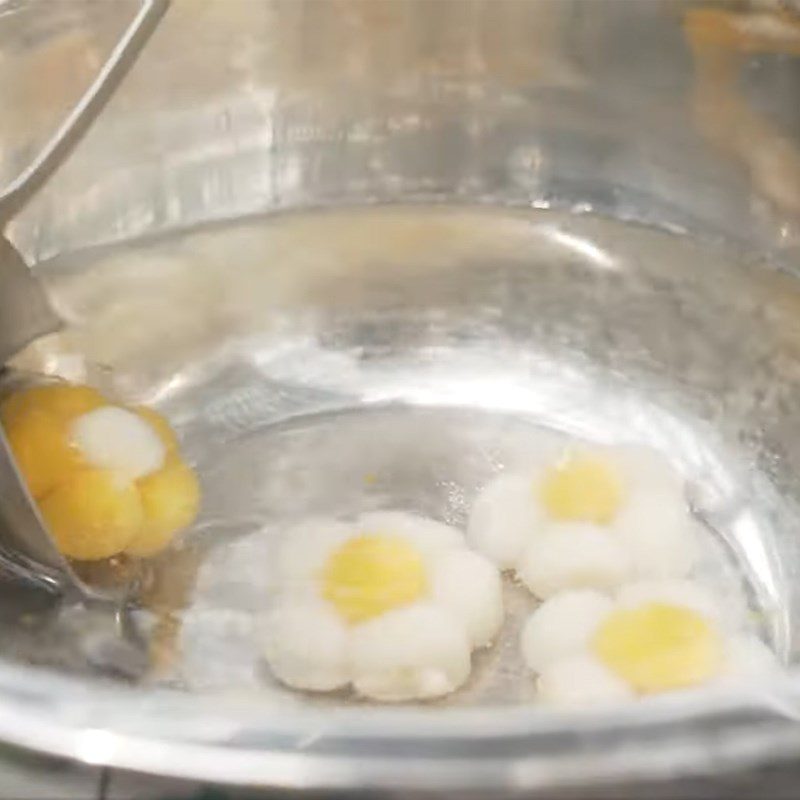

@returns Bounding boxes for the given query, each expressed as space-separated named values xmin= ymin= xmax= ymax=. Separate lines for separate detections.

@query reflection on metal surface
xmin=685 ymin=5 xmax=800 ymax=245
xmin=0 ymin=0 xmax=168 ymax=221
xmin=7 ymin=0 xmax=798 ymax=266
xmin=541 ymin=226 xmax=618 ymax=270
xmin=140 ymin=544 xmax=207 ymax=678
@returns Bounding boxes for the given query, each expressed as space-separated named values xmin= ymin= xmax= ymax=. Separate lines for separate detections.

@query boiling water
xmin=5 ymin=207 xmax=797 ymax=704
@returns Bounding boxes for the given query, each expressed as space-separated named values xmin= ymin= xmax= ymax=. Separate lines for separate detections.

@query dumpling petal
xmin=71 ymin=406 xmax=166 ymax=480
xmin=358 ymin=511 xmax=464 ymax=556
xmin=521 ymin=590 xmax=613 ymax=673
xmin=720 ymin=635 xmax=781 ymax=685
xmin=613 ymin=444 xmax=685 ymax=498
xmin=518 ymin=525 xmax=632 ymax=599
xmin=613 ymin=491 xmax=697 ymax=579
xmin=467 ymin=473 xmax=540 ymax=569
xmin=261 ymin=597 xmax=350 ymax=692
xmin=537 ymin=654 xmax=635 ymax=708
xmin=274 ymin=519 xmax=353 ymax=590
xmin=350 ymin=603 xmax=471 ymax=701
xmin=430 ymin=548 xmax=503 ymax=647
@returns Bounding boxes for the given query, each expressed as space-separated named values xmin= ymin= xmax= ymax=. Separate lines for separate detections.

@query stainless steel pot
xmin=2 ymin=0 xmax=800 ymax=793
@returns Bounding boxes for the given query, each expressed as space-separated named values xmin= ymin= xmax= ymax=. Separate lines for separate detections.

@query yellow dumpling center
xmin=322 ymin=534 xmax=427 ymax=624
xmin=539 ymin=455 xmax=624 ymax=525
xmin=593 ymin=603 xmax=723 ymax=694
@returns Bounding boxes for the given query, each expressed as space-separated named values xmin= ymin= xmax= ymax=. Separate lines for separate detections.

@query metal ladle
xmin=0 ymin=0 xmax=168 ymax=602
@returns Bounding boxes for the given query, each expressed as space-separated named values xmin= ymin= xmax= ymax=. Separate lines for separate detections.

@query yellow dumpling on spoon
xmin=1 ymin=382 xmax=201 ymax=561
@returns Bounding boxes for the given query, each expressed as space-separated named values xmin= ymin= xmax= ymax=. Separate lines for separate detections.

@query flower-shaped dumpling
xmin=262 ymin=511 xmax=503 ymax=701
xmin=1 ymin=382 xmax=200 ymax=561
xmin=521 ymin=580 xmax=779 ymax=708
xmin=467 ymin=443 xmax=698 ymax=598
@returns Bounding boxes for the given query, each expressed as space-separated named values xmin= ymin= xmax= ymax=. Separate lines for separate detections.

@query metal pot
xmin=1 ymin=0 xmax=800 ymax=794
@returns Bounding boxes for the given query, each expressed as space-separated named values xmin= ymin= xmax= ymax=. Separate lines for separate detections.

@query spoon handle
xmin=0 ymin=0 xmax=169 ymax=225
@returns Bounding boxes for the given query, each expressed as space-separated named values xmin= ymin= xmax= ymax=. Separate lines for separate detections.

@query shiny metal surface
xmin=0 ymin=0 xmax=799 ymax=793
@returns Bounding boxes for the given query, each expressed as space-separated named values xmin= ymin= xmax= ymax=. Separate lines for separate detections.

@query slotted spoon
xmin=0 ymin=0 xmax=168 ymax=600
